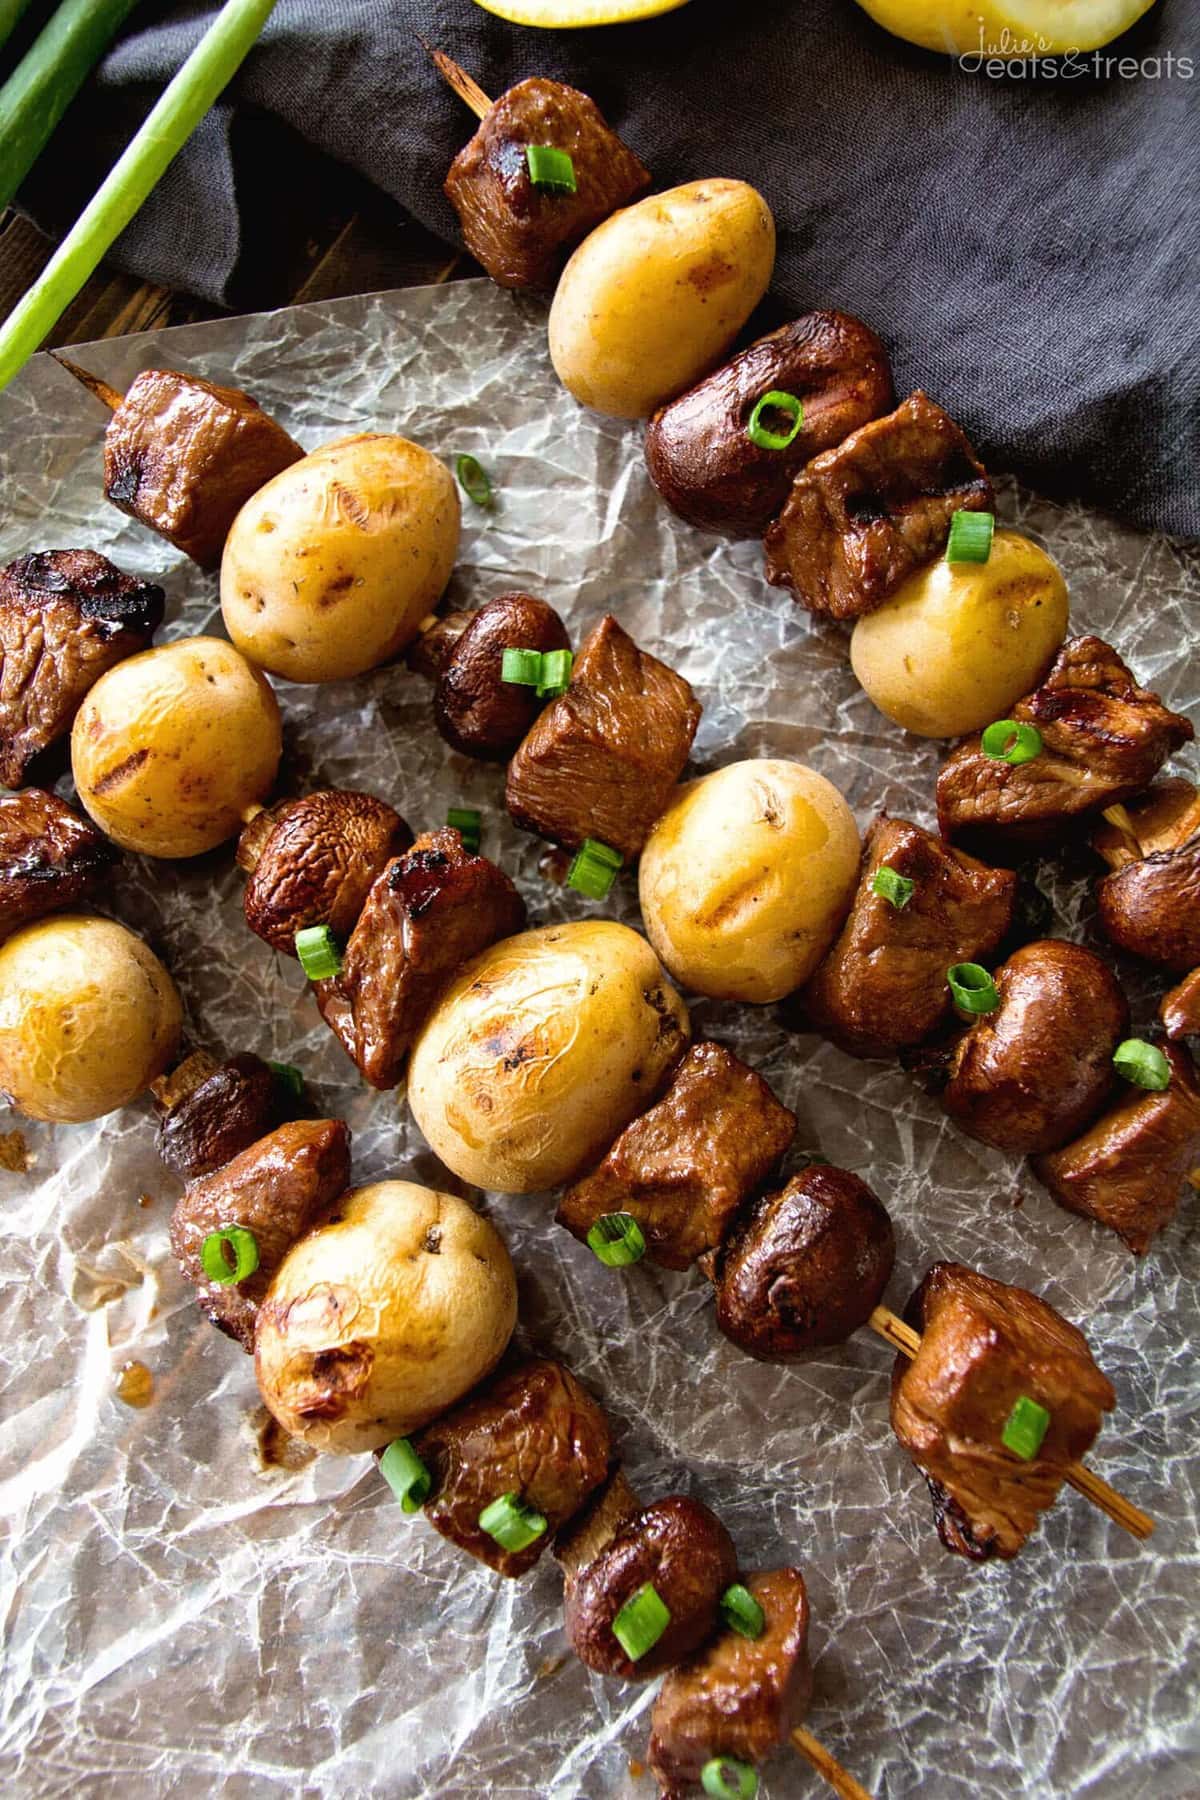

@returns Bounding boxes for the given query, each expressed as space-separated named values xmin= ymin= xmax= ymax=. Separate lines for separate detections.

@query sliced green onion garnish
xmin=567 ymin=837 xmax=623 ymax=901
xmin=980 ymin=719 xmax=1042 ymax=764
xmin=380 ymin=1437 xmax=432 ymax=1513
xmin=946 ymin=509 xmax=995 ymax=563
xmin=1001 ymin=1395 xmax=1051 ymax=1461
xmin=947 ymin=961 xmax=1000 ymax=1014
xmin=702 ymin=1759 xmax=759 ymax=1800
xmin=501 ymin=646 xmax=543 ymax=687
xmin=268 ymin=1060 xmax=304 ymax=1099
xmin=447 ymin=806 xmax=482 ymax=853
xmin=478 ymin=1491 xmax=548 ymax=1552
xmin=456 ymin=453 xmax=493 ymax=508
xmin=719 ymin=1581 xmax=765 ymax=1639
xmin=612 ymin=1581 xmax=670 ymax=1662
xmin=525 ymin=144 xmax=577 ymax=193
xmin=1112 ymin=1038 xmax=1171 ymax=1091
xmin=295 ymin=924 xmax=342 ymax=981
xmin=200 ymin=1225 xmax=259 ymax=1286
xmin=746 ymin=389 xmax=804 ymax=452
xmin=537 ymin=648 xmax=574 ymax=698
xmin=586 ymin=1212 xmax=646 ymax=1268
xmin=872 ymin=864 xmax=915 ymax=910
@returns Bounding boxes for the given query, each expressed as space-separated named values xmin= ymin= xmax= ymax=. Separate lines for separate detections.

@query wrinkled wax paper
xmin=0 ymin=281 xmax=1197 ymax=1800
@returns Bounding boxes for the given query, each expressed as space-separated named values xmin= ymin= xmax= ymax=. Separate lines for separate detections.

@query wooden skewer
xmin=427 ymin=46 xmax=493 ymax=121
xmin=792 ymin=1727 xmax=877 ymax=1800
xmin=1100 ymin=802 xmax=1143 ymax=864
xmin=868 ymin=1307 xmax=1154 ymax=1541
xmin=49 ymin=351 xmax=123 ymax=412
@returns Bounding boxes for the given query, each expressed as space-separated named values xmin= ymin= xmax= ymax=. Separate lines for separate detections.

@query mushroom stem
xmin=427 ymin=45 xmax=493 ymax=120
xmin=1100 ymin=803 xmax=1143 ymax=863
xmin=150 ymin=1048 xmax=219 ymax=1116
xmin=791 ymin=1726 xmax=876 ymax=1800
xmin=49 ymin=352 xmax=124 ymax=413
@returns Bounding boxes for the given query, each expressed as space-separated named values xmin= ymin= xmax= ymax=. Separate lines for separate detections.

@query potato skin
xmin=639 ymin=760 xmax=860 ymax=1003
xmin=221 ymin=434 xmax=460 ymax=683
xmin=849 ymin=530 xmax=1069 ymax=739
xmin=548 ymin=179 xmax=776 ymax=419
xmin=71 ymin=636 xmax=282 ymax=859
xmin=0 ymin=913 xmax=181 ymax=1121
xmin=408 ymin=921 xmax=690 ymax=1193
xmin=254 ymin=1180 xmax=517 ymax=1454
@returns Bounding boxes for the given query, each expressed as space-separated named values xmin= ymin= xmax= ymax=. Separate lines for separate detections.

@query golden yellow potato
xmin=0 ymin=914 xmax=181 ymax=1122
xmin=639 ymin=760 xmax=860 ymax=1004
xmin=548 ymin=179 xmax=775 ymax=419
xmin=72 ymin=636 xmax=282 ymax=859
xmin=221 ymin=433 xmax=460 ymax=683
xmin=254 ymin=1180 xmax=516 ymax=1454
xmin=849 ymin=530 xmax=1069 ymax=739
xmin=408 ymin=921 xmax=690 ymax=1193
xmin=854 ymin=0 xmax=1155 ymax=56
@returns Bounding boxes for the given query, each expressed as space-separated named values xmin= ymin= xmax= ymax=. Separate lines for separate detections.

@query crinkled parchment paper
xmin=0 ymin=280 xmax=1197 ymax=1800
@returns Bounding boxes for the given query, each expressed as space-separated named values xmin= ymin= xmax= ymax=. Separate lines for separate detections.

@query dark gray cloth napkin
xmin=17 ymin=0 xmax=1200 ymax=538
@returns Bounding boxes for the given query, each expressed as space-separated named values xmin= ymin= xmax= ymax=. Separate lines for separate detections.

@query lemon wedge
xmin=855 ymin=0 xmax=1158 ymax=56
xmin=472 ymin=0 xmax=691 ymax=25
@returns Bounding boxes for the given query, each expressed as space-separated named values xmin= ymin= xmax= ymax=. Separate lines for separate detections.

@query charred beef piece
xmin=800 ymin=815 xmax=1017 ymax=1058
xmin=0 ymin=788 xmax=116 ymax=936
xmin=890 ymin=1262 xmax=1115 ymax=1561
xmin=763 ymin=392 xmax=993 ymax=621
xmin=1032 ymin=1041 xmax=1200 ymax=1254
xmin=432 ymin=592 xmax=571 ymax=760
xmin=714 ymin=1166 xmax=895 ymax=1359
xmin=241 ymin=789 xmax=413 ymax=956
xmin=444 ymin=78 xmax=650 ymax=290
xmin=156 ymin=1051 xmax=284 ymax=1181
xmin=648 ymin=1567 xmax=812 ymax=1798
xmin=1162 ymin=967 xmax=1200 ymax=1040
xmin=556 ymin=1042 xmax=795 ymax=1271
xmin=0 ymin=549 xmax=164 ymax=787
xmin=506 ymin=614 xmax=701 ymax=859
xmin=563 ymin=1494 xmax=737 ymax=1680
xmin=314 ymin=828 xmax=526 ymax=1089
xmin=942 ymin=940 xmax=1128 ymax=1155
xmin=169 ymin=1118 xmax=351 ymax=1349
xmin=412 ymin=1359 xmax=612 ymax=1578
xmin=1092 ymin=779 xmax=1200 ymax=972
xmin=936 ymin=638 xmax=1193 ymax=861
xmin=645 ymin=311 xmax=894 ymax=537
xmin=103 ymin=369 xmax=303 ymax=568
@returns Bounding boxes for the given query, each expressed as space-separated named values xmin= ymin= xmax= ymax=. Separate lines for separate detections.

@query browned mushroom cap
xmin=242 ymin=790 xmax=413 ymax=955
xmin=169 ymin=1118 xmax=351 ymax=1349
xmin=1093 ymin=780 xmax=1200 ymax=972
xmin=157 ymin=1051 xmax=283 ymax=1181
xmin=1162 ymin=967 xmax=1200 ymax=1040
xmin=0 ymin=788 xmax=117 ymax=940
xmin=714 ymin=1165 xmax=895 ymax=1359
xmin=942 ymin=940 xmax=1129 ymax=1155
xmin=433 ymin=593 xmax=570 ymax=760
xmin=563 ymin=1495 xmax=737 ymax=1680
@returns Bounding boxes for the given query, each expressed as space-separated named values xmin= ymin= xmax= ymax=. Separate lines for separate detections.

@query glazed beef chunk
xmin=645 ymin=311 xmax=894 ymax=537
xmin=170 ymin=1118 xmax=351 ymax=1349
xmin=648 ymin=1567 xmax=812 ymax=1799
xmin=0 ymin=788 xmax=116 ymax=936
xmin=1093 ymin=779 xmax=1200 ymax=972
xmin=714 ymin=1165 xmax=895 ymax=1359
xmin=801 ymin=815 xmax=1017 ymax=1058
xmin=104 ymin=368 xmax=303 ymax=567
xmin=0 ymin=549 xmax=164 ymax=787
xmin=241 ymin=789 xmax=413 ymax=955
xmin=564 ymin=1494 xmax=737 ymax=1680
xmin=156 ymin=1050 xmax=284 ymax=1181
xmin=445 ymin=77 xmax=650 ymax=289
xmin=556 ymin=1042 xmax=796 ymax=1271
xmin=413 ymin=1359 xmax=612 ymax=1578
xmin=890 ymin=1262 xmax=1115 ymax=1561
xmin=315 ymin=828 xmax=526 ymax=1089
xmin=506 ymin=614 xmax=701 ymax=859
xmin=763 ymin=392 xmax=993 ymax=621
xmin=431 ymin=592 xmax=571 ymax=760
xmin=1032 ymin=1041 xmax=1200 ymax=1254
xmin=942 ymin=940 xmax=1128 ymax=1155
xmin=1162 ymin=967 xmax=1200 ymax=1040
xmin=937 ymin=638 xmax=1193 ymax=861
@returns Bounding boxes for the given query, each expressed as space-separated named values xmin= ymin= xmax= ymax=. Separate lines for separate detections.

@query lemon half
xmin=855 ymin=0 xmax=1158 ymax=55
xmin=472 ymin=0 xmax=691 ymax=25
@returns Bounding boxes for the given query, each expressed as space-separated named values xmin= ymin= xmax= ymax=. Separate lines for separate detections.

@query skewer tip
xmin=425 ymin=44 xmax=493 ymax=121
xmin=49 ymin=352 xmax=123 ymax=413
xmin=791 ymin=1725 xmax=877 ymax=1800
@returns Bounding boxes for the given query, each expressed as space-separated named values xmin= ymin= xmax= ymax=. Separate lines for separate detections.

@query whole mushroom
xmin=428 ymin=592 xmax=571 ymax=760
xmin=240 ymin=789 xmax=413 ymax=955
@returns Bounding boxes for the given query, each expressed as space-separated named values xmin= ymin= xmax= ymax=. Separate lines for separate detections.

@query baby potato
xmin=221 ymin=433 xmax=460 ymax=683
xmin=548 ymin=179 xmax=775 ymax=419
xmin=254 ymin=1180 xmax=517 ymax=1454
xmin=639 ymin=759 xmax=860 ymax=1004
xmin=408 ymin=921 xmax=690 ymax=1193
xmin=849 ymin=530 xmax=1069 ymax=739
xmin=72 ymin=636 xmax=282 ymax=859
xmin=0 ymin=913 xmax=181 ymax=1122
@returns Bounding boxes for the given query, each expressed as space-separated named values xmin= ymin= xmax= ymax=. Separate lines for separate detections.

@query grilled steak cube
xmin=0 ymin=787 xmax=116 ymax=936
xmin=763 ymin=392 xmax=993 ymax=620
xmin=445 ymin=78 xmax=650 ymax=290
xmin=0 ymin=549 xmax=164 ymax=787
xmin=506 ymin=614 xmax=701 ymax=859
xmin=1093 ymin=779 xmax=1200 ymax=973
